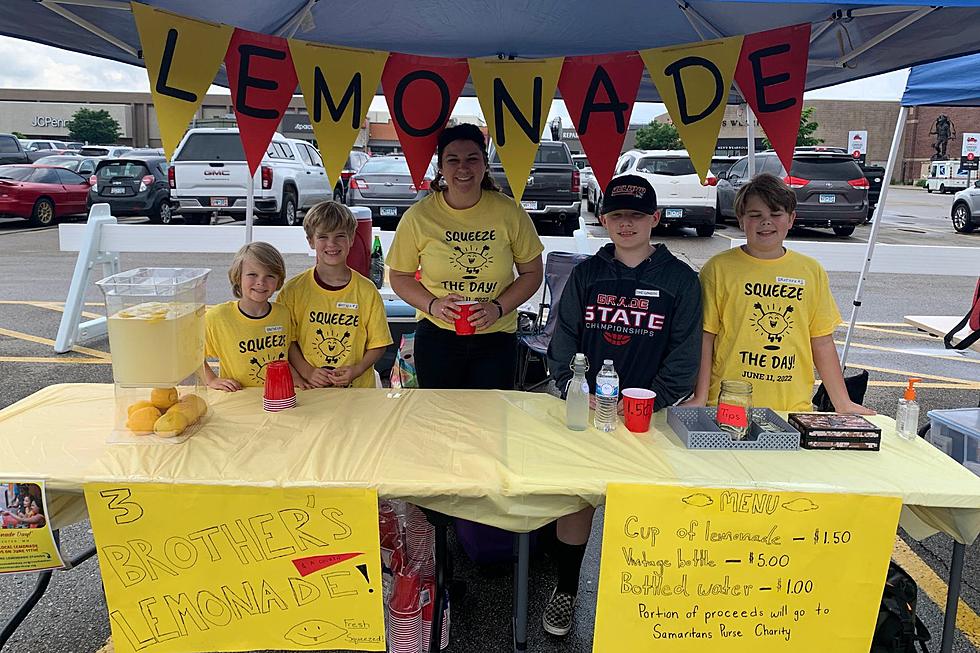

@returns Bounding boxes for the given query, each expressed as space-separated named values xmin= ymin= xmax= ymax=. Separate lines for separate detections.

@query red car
xmin=0 ymin=164 xmax=91 ymax=226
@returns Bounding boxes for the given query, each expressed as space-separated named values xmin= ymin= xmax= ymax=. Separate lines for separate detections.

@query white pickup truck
xmin=169 ymin=128 xmax=330 ymax=225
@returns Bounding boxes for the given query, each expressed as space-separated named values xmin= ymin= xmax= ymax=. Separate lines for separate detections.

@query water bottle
xmin=566 ymin=353 xmax=590 ymax=431
xmin=594 ymin=359 xmax=619 ymax=432
xmin=370 ymin=235 xmax=384 ymax=289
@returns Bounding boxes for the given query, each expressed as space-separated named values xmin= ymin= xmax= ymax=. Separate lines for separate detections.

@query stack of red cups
xmin=263 ymin=361 xmax=296 ymax=411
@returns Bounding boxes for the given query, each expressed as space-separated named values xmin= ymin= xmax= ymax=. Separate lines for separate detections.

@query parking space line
xmin=868 ymin=381 xmax=980 ymax=390
xmin=834 ymin=340 xmax=980 ymax=366
xmin=845 ymin=362 xmax=979 ymax=387
xmin=27 ymin=301 xmax=102 ymax=320
xmin=892 ymin=536 xmax=980 ymax=649
xmin=0 ymin=356 xmax=111 ymax=364
xmin=0 ymin=327 xmax=109 ymax=359
xmin=850 ymin=325 xmax=938 ymax=340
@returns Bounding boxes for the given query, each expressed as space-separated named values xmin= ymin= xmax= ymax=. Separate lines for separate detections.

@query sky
xmin=0 ymin=35 xmax=912 ymax=124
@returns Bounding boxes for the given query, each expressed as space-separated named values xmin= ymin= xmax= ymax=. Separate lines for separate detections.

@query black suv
xmin=488 ymin=141 xmax=580 ymax=235
xmin=716 ymin=149 xmax=869 ymax=237
xmin=87 ymin=157 xmax=174 ymax=223
xmin=0 ymin=134 xmax=29 ymax=165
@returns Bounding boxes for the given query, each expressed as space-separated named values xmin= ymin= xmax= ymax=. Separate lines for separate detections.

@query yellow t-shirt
xmin=205 ymin=301 xmax=293 ymax=388
xmin=277 ymin=268 xmax=393 ymax=388
xmin=700 ymin=247 xmax=842 ymax=412
xmin=386 ymin=190 xmax=544 ymax=333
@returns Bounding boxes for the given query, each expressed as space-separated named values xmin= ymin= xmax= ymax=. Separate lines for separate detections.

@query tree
xmin=67 ymin=108 xmax=120 ymax=144
xmin=635 ymin=120 xmax=681 ymax=150
xmin=761 ymin=106 xmax=823 ymax=149
xmin=11 ymin=131 xmax=25 ymax=139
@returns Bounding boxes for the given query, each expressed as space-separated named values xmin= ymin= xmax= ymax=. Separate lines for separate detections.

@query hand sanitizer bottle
xmin=896 ymin=378 xmax=921 ymax=439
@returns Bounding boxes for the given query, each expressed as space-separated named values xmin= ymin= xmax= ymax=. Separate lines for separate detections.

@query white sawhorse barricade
xmin=55 ymin=205 xmax=599 ymax=352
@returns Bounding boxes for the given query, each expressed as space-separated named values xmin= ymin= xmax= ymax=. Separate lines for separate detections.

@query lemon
xmin=176 ymin=394 xmax=207 ymax=422
xmin=150 ymin=387 xmax=179 ymax=410
xmin=125 ymin=406 xmax=161 ymax=434
xmin=127 ymin=400 xmax=156 ymax=417
xmin=153 ymin=411 xmax=188 ymax=438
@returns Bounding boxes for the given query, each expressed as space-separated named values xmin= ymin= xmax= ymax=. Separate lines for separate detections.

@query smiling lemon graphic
xmin=284 ymin=620 xmax=347 ymax=647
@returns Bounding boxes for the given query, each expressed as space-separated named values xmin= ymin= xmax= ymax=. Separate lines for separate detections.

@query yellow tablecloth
xmin=3 ymin=384 xmax=980 ymax=543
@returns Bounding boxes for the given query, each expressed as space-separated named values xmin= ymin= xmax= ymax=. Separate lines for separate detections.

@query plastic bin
xmin=96 ymin=268 xmax=210 ymax=442
xmin=926 ymin=408 xmax=980 ymax=474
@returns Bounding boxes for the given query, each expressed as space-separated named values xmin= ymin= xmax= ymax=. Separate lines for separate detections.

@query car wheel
xmin=832 ymin=225 xmax=856 ymax=237
xmin=333 ymin=188 xmax=344 ymax=204
xmin=696 ymin=224 xmax=715 ymax=237
xmin=926 ymin=186 xmax=932 ymax=193
xmin=952 ymin=203 xmax=975 ymax=233
xmin=940 ymin=183 xmax=946 ymax=194
xmin=29 ymin=198 xmax=56 ymax=227
xmin=279 ymin=191 xmax=298 ymax=226
xmin=149 ymin=199 xmax=174 ymax=224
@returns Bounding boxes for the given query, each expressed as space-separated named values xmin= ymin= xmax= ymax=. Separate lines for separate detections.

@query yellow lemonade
xmin=108 ymin=301 xmax=205 ymax=384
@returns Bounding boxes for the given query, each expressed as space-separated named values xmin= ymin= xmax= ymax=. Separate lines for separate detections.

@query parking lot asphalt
xmin=0 ymin=185 xmax=978 ymax=652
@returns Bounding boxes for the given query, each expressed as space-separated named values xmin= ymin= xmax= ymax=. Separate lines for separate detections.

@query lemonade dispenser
xmin=97 ymin=268 xmax=210 ymax=442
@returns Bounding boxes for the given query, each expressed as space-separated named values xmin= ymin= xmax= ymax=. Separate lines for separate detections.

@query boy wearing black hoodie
xmin=542 ymin=173 xmax=702 ymax=637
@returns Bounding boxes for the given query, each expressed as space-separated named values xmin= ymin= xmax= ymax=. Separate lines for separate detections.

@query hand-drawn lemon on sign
xmin=682 ymin=493 xmax=714 ymax=508
xmin=782 ymin=498 xmax=819 ymax=512
xmin=284 ymin=619 xmax=348 ymax=646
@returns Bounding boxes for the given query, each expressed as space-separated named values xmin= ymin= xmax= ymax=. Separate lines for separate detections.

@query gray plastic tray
xmin=666 ymin=407 xmax=800 ymax=450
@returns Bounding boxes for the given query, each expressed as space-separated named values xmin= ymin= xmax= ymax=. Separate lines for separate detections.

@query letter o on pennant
xmin=393 ymin=70 xmax=451 ymax=138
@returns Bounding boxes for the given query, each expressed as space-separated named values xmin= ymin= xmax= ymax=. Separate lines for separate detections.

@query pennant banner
xmin=469 ymin=57 xmax=564 ymax=202
xmin=225 ymin=29 xmax=298 ymax=176
xmin=642 ymin=36 xmax=744 ymax=182
xmin=290 ymin=41 xmax=389 ymax=188
xmin=382 ymin=54 xmax=470 ymax=189
xmin=735 ymin=23 xmax=811 ymax=175
xmin=559 ymin=53 xmax=644 ymax=191
xmin=131 ymin=2 xmax=232 ymax=161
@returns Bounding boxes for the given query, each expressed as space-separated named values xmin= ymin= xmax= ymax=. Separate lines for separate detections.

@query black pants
xmin=414 ymin=318 xmax=517 ymax=390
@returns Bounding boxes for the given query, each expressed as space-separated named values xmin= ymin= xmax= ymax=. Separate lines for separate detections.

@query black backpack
xmin=871 ymin=562 xmax=930 ymax=653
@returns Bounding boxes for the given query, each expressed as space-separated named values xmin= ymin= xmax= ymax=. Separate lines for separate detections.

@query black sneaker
xmin=542 ymin=587 xmax=575 ymax=636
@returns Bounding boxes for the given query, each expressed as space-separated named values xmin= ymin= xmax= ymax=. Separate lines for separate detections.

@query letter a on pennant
xmin=382 ymin=54 xmax=469 ymax=189
xmin=290 ymin=41 xmax=388 ymax=188
xmin=225 ymin=29 xmax=298 ymax=176
xmin=131 ymin=2 xmax=231 ymax=161
xmin=469 ymin=57 xmax=563 ymax=202
xmin=734 ymin=24 xmax=811 ymax=175
xmin=642 ymin=37 xmax=743 ymax=183
xmin=559 ymin=53 xmax=644 ymax=191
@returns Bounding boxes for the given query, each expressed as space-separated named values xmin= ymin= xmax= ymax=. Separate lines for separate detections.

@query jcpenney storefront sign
xmin=31 ymin=115 xmax=70 ymax=128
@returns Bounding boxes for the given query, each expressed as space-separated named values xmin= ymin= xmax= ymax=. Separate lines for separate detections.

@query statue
xmin=550 ymin=116 xmax=563 ymax=142
xmin=929 ymin=114 xmax=956 ymax=160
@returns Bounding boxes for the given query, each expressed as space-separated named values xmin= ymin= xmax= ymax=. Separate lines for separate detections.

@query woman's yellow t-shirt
xmin=386 ymin=190 xmax=544 ymax=334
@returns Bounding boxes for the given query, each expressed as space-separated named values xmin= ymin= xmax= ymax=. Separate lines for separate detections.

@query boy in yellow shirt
xmin=692 ymin=174 xmax=873 ymax=414
xmin=280 ymin=201 xmax=392 ymax=388
xmin=204 ymin=242 xmax=295 ymax=390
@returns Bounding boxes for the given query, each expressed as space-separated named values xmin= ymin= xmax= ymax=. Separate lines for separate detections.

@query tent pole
xmin=245 ymin=173 xmax=254 ymax=244
xmin=840 ymin=105 xmax=908 ymax=368
xmin=746 ymin=105 xmax=756 ymax=176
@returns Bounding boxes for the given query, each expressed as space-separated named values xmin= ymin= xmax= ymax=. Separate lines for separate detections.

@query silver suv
xmin=716 ymin=149 xmax=869 ymax=238
xmin=951 ymin=180 xmax=980 ymax=233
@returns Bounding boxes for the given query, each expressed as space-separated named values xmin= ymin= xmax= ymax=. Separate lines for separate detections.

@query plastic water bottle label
xmin=598 ymin=382 xmax=618 ymax=398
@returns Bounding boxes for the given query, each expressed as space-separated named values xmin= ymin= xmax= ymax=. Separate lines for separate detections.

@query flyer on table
xmin=84 ymin=482 xmax=384 ymax=653
xmin=0 ymin=481 xmax=64 ymax=574
xmin=594 ymin=484 xmax=901 ymax=652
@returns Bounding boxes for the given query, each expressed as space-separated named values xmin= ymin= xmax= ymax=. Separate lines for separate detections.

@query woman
xmin=387 ymin=124 xmax=544 ymax=389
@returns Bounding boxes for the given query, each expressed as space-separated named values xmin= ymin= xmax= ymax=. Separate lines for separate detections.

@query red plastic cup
xmin=622 ymin=388 xmax=656 ymax=433
xmin=263 ymin=360 xmax=295 ymax=401
xmin=454 ymin=301 xmax=477 ymax=336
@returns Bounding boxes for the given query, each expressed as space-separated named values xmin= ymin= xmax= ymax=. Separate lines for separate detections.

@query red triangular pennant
xmin=224 ymin=28 xmax=298 ymax=176
xmin=734 ymin=24 xmax=811 ymax=175
xmin=559 ymin=53 xmax=644 ymax=190
xmin=382 ymin=54 xmax=470 ymax=188
xmin=291 ymin=552 xmax=363 ymax=577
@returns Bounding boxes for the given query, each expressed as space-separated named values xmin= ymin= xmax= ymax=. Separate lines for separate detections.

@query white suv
xmin=170 ymin=128 xmax=330 ymax=225
xmin=595 ymin=149 xmax=717 ymax=237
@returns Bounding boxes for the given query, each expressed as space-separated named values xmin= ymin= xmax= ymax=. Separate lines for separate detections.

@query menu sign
xmin=594 ymin=484 xmax=900 ymax=652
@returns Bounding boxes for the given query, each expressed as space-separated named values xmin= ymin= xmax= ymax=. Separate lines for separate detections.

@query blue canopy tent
xmin=839 ymin=51 xmax=980 ymax=367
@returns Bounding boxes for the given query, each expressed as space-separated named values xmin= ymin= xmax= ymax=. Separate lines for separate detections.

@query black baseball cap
xmin=602 ymin=174 xmax=657 ymax=215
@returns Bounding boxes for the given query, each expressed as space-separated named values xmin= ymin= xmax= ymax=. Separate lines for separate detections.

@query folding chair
xmin=517 ymin=251 xmax=590 ymax=390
